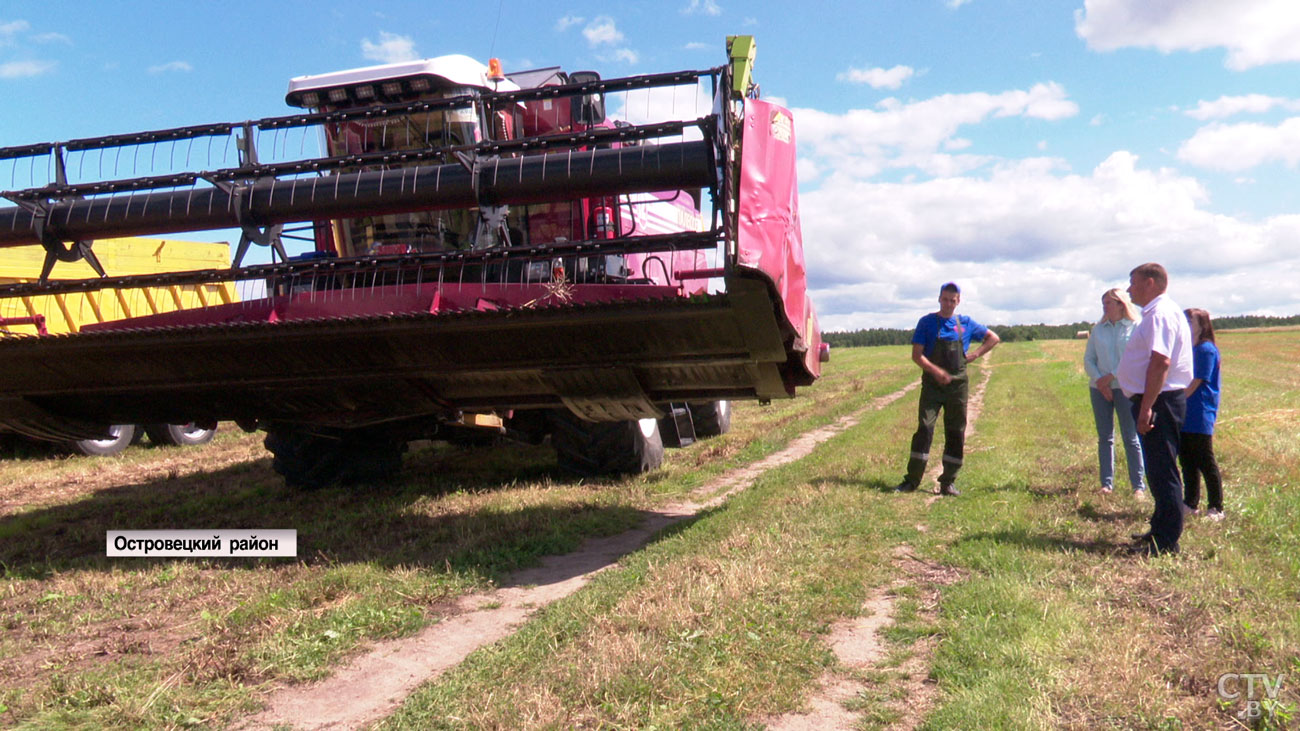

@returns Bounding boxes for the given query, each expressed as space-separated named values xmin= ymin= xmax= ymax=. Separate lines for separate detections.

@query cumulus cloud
xmin=1075 ymin=0 xmax=1300 ymax=70
xmin=0 ymin=59 xmax=54 ymax=78
xmin=682 ymin=0 xmax=722 ymax=15
xmin=580 ymin=16 xmax=638 ymax=65
xmin=1177 ymin=118 xmax=1300 ymax=171
xmin=802 ymin=150 xmax=1296 ymax=329
xmin=837 ymin=65 xmax=914 ymax=90
xmin=1184 ymin=94 xmax=1300 ymax=120
xmin=793 ymin=82 xmax=1078 ymax=180
xmin=360 ymin=31 xmax=418 ymax=64
xmin=583 ymin=16 xmax=624 ymax=46
xmin=147 ymin=60 xmax=192 ymax=74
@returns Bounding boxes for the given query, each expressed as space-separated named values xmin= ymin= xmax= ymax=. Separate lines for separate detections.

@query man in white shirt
xmin=1117 ymin=262 xmax=1194 ymax=556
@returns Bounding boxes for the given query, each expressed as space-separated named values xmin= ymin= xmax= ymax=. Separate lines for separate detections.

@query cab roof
xmin=285 ymin=54 xmax=521 ymax=107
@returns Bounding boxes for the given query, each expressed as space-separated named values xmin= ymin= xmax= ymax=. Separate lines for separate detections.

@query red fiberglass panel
xmin=736 ymin=99 xmax=820 ymax=378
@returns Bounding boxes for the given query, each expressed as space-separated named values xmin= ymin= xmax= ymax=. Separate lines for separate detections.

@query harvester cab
xmin=0 ymin=36 xmax=823 ymax=487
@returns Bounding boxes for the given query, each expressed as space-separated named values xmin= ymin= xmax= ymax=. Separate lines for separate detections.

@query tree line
xmin=823 ymin=314 xmax=1300 ymax=349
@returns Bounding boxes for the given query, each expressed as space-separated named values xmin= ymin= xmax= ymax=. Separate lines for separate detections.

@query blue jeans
xmin=1090 ymin=386 xmax=1146 ymax=491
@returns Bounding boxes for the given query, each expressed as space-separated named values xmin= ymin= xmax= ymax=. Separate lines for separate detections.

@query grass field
xmin=0 ymin=331 xmax=1297 ymax=729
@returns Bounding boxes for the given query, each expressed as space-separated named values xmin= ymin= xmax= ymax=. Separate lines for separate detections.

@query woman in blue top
xmin=1083 ymin=288 xmax=1146 ymax=494
xmin=1179 ymin=308 xmax=1224 ymax=520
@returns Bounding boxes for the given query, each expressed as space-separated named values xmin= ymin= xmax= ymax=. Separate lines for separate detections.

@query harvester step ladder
xmin=664 ymin=403 xmax=696 ymax=448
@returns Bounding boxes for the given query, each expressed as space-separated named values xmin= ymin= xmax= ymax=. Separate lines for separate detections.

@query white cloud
xmin=0 ymin=20 xmax=30 ymax=44
xmin=947 ymin=0 xmax=974 ymax=7
xmin=0 ymin=59 xmax=54 ymax=78
xmin=33 ymin=32 xmax=70 ymax=44
xmin=837 ymin=65 xmax=915 ymax=90
xmin=793 ymin=82 xmax=1078 ymax=180
xmin=802 ymin=151 xmax=1296 ymax=329
xmin=682 ymin=0 xmax=722 ymax=16
xmin=1075 ymin=0 xmax=1300 ymax=70
xmin=555 ymin=14 xmax=584 ymax=32
xmin=360 ymin=31 xmax=418 ymax=64
xmin=1177 ymin=117 xmax=1300 ymax=171
xmin=611 ymin=48 xmax=640 ymax=64
xmin=583 ymin=16 xmax=624 ymax=46
xmin=684 ymin=42 xmax=711 ymax=51
xmin=1184 ymin=94 xmax=1300 ymax=120
xmin=147 ymin=60 xmax=192 ymax=74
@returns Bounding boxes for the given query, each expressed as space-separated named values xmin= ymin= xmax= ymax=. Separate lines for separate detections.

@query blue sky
xmin=3 ymin=0 xmax=1300 ymax=329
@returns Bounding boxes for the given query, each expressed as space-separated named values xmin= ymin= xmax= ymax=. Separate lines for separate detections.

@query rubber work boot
xmin=894 ymin=480 xmax=917 ymax=493
xmin=938 ymin=482 xmax=961 ymax=496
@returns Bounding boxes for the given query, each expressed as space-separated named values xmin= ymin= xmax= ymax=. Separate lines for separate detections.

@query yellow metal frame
xmin=0 ymin=237 xmax=235 ymax=335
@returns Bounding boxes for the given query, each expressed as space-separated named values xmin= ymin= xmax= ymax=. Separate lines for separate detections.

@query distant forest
xmin=823 ymin=314 xmax=1300 ymax=349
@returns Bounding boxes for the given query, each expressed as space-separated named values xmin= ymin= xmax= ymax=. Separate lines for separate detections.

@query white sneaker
xmin=1133 ymin=489 xmax=1148 ymax=500
xmin=1181 ymin=503 xmax=1199 ymax=518
xmin=1207 ymin=509 xmax=1225 ymax=522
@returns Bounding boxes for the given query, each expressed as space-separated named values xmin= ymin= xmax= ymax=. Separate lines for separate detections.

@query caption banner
xmin=107 ymin=529 xmax=298 ymax=557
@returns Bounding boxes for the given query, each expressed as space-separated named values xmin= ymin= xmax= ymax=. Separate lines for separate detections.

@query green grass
xmin=2 ymin=335 xmax=1298 ymax=729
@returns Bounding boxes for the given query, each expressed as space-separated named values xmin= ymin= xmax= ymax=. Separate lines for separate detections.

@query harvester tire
xmin=689 ymin=400 xmax=732 ymax=437
xmin=145 ymin=423 xmax=217 ymax=447
xmin=552 ymin=411 xmax=664 ymax=476
xmin=265 ymin=428 xmax=404 ymax=489
xmin=69 ymin=424 xmax=136 ymax=457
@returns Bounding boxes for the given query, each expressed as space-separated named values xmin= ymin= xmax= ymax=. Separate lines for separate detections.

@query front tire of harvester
xmin=552 ymin=411 xmax=665 ymax=476
xmin=145 ymin=422 xmax=217 ymax=447
xmin=264 ymin=428 xmax=404 ymax=489
xmin=69 ymin=424 xmax=137 ymax=457
xmin=689 ymin=400 xmax=732 ymax=437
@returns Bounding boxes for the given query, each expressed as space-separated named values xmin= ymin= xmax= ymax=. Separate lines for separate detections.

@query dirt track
xmin=245 ymin=382 xmax=922 ymax=730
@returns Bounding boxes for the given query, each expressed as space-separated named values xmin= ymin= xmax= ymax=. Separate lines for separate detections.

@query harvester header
xmin=0 ymin=36 xmax=823 ymax=485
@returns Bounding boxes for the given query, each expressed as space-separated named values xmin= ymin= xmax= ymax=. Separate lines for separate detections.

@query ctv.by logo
xmin=1217 ymin=673 xmax=1288 ymax=723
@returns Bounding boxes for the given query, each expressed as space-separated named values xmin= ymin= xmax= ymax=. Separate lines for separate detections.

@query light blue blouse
xmin=1084 ymin=317 xmax=1137 ymax=388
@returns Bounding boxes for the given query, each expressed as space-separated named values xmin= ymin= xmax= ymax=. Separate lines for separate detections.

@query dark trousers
xmin=1131 ymin=391 xmax=1187 ymax=550
xmin=903 ymin=373 xmax=968 ymax=487
xmin=1179 ymin=432 xmax=1222 ymax=511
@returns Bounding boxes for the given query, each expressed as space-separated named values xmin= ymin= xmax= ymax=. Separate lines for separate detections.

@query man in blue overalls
xmin=895 ymin=282 xmax=1001 ymax=496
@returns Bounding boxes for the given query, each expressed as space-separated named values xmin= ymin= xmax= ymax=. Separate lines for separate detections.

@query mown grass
xmin=3 ymin=332 xmax=1297 ymax=729
xmin=0 ymin=346 xmax=911 ymax=729
xmin=378 ymin=332 xmax=1298 ymax=730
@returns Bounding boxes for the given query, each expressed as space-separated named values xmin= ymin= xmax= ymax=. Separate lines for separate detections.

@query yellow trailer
xmin=0 ymin=236 xmax=234 ymax=336
xmin=0 ymin=237 xmax=233 ymax=454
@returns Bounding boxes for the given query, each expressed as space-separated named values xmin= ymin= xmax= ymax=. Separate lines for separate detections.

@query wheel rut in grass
xmin=766 ymin=360 xmax=994 ymax=730
xmin=243 ymin=383 xmax=919 ymax=731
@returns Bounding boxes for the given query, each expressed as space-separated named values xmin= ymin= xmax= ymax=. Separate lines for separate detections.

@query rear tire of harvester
xmin=69 ymin=424 xmax=137 ymax=457
xmin=689 ymin=400 xmax=732 ymax=437
xmin=265 ymin=428 xmax=405 ymax=489
xmin=145 ymin=423 xmax=217 ymax=447
xmin=552 ymin=410 xmax=665 ymax=476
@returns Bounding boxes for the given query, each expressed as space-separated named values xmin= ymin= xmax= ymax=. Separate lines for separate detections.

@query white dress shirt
xmin=1117 ymin=292 xmax=1194 ymax=398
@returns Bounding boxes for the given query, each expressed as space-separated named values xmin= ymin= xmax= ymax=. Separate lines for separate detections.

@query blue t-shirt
xmin=1183 ymin=341 xmax=1220 ymax=434
xmin=911 ymin=313 xmax=989 ymax=359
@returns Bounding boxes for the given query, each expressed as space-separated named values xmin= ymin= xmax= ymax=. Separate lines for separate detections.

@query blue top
xmin=1084 ymin=318 xmax=1137 ymax=389
xmin=1183 ymin=341 xmax=1221 ymax=434
xmin=911 ymin=313 xmax=989 ymax=359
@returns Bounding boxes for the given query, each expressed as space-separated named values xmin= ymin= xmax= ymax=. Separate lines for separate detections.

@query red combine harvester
xmin=0 ymin=36 xmax=824 ymax=487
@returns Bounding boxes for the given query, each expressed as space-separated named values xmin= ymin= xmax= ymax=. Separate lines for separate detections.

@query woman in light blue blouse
xmin=1083 ymin=288 xmax=1147 ymax=494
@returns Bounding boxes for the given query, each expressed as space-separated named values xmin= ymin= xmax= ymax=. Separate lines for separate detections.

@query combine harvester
xmin=0 ymin=36 xmax=823 ymax=486
xmin=0 ymin=236 xmax=229 ymax=455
